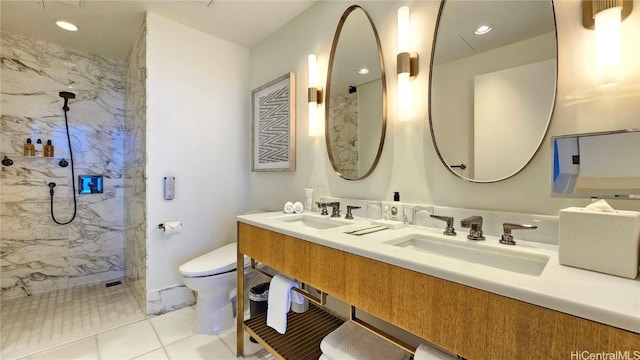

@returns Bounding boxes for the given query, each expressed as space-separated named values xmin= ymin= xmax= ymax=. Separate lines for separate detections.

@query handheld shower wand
xmin=50 ymin=91 xmax=78 ymax=225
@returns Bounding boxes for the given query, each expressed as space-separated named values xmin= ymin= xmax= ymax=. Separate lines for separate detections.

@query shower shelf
xmin=1 ymin=153 xmax=69 ymax=167
xmin=243 ymin=303 xmax=344 ymax=360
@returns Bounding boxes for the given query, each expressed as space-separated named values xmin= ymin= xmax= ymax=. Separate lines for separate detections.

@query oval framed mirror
xmin=326 ymin=5 xmax=387 ymax=181
xmin=429 ymin=0 xmax=558 ymax=182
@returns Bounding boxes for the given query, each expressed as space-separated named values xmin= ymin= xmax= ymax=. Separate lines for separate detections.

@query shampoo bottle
xmin=35 ymin=139 xmax=43 ymax=157
xmin=44 ymin=140 xmax=54 ymax=157
xmin=24 ymin=138 xmax=35 ymax=156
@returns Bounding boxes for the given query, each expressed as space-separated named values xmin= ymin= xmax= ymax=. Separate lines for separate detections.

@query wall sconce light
xmin=308 ymin=54 xmax=323 ymax=137
xmin=582 ymin=0 xmax=633 ymax=85
xmin=397 ymin=6 xmax=418 ymax=121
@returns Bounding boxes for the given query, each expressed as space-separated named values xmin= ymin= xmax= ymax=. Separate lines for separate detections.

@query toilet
xmin=179 ymin=242 xmax=251 ymax=334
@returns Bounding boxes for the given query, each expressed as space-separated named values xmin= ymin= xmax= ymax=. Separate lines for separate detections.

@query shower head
xmin=59 ymin=91 xmax=76 ymax=99
xmin=59 ymin=91 xmax=76 ymax=111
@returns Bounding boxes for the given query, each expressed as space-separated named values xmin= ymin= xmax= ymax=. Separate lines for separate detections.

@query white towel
xmin=293 ymin=201 xmax=304 ymax=214
xmin=414 ymin=343 xmax=458 ymax=360
xmin=284 ymin=201 xmax=294 ymax=214
xmin=319 ymin=355 xmax=333 ymax=360
xmin=320 ymin=321 xmax=410 ymax=360
xmin=266 ymin=274 xmax=300 ymax=334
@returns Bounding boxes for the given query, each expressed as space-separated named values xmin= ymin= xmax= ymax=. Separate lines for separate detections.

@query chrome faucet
xmin=500 ymin=223 xmax=538 ymax=245
xmin=460 ymin=215 xmax=485 ymax=241
xmin=430 ymin=215 xmax=456 ymax=236
xmin=316 ymin=202 xmax=329 ymax=215
xmin=327 ymin=202 xmax=341 ymax=218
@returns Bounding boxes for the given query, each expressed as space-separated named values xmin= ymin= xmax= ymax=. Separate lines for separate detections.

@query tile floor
xmin=1 ymin=280 xmax=146 ymax=359
xmin=1 ymin=280 xmax=271 ymax=360
xmin=7 ymin=307 xmax=272 ymax=360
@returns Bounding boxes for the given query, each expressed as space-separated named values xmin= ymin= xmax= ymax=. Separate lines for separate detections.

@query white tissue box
xmin=559 ymin=207 xmax=640 ymax=279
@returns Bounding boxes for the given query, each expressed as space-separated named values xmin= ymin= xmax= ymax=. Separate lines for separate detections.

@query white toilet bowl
xmin=179 ymin=242 xmax=250 ymax=334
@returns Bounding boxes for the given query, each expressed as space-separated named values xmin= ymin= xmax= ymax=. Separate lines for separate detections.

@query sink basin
xmin=384 ymin=234 xmax=549 ymax=276
xmin=271 ymin=214 xmax=352 ymax=230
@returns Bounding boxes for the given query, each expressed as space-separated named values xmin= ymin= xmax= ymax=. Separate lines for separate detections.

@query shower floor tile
xmin=0 ymin=279 xmax=145 ymax=359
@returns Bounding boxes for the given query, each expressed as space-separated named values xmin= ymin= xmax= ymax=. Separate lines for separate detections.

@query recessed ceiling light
xmin=475 ymin=25 xmax=492 ymax=35
xmin=358 ymin=68 xmax=370 ymax=75
xmin=55 ymin=20 xmax=79 ymax=32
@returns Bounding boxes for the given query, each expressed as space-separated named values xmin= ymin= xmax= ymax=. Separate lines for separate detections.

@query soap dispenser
xmin=390 ymin=192 xmax=403 ymax=222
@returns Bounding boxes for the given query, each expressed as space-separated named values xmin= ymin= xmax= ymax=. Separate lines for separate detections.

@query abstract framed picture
xmin=251 ymin=72 xmax=296 ymax=172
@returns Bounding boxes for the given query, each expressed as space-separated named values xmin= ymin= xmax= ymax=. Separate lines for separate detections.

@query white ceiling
xmin=0 ymin=0 xmax=317 ymax=60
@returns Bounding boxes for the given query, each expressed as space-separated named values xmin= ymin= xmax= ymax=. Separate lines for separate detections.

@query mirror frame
xmin=325 ymin=5 xmax=387 ymax=181
xmin=428 ymin=0 xmax=559 ymax=183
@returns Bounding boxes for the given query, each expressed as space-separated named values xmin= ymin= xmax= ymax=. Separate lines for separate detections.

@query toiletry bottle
xmin=44 ymin=140 xmax=54 ymax=157
xmin=24 ymin=138 xmax=35 ymax=156
xmin=390 ymin=192 xmax=403 ymax=221
xmin=35 ymin=139 xmax=43 ymax=157
xmin=304 ymin=188 xmax=314 ymax=211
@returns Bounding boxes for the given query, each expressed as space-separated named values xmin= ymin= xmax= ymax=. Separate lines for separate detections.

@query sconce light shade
xmin=397 ymin=6 xmax=410 ymax=53
xmin=594 ymin=6 xmax=622 ymax=84
xmin=583 ymin=0 xmax=633 ymax=85
xmin=308 ymin=54 xmax=323 ymax=137
xmin=397 ymin=6 xmax=418 ymax=122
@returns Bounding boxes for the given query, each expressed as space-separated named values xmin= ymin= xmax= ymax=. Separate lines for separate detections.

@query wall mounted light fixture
xmin=308 ymin=54 xmax=323 ymax=137
xmin=397 ymin=6 xmax=418 ymax=121
xmin=582 ymin=0 xmax=633 ymax=85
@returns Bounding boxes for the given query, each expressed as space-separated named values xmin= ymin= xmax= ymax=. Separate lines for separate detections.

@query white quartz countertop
xmin=237 ymin=211 xmax=640 ymax=333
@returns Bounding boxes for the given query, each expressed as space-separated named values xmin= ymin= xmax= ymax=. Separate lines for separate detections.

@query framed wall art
xmin=251 ymin=72 xmax=296 ymax=172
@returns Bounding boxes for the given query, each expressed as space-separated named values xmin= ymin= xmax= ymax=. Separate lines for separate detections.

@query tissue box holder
xmin=559 ymin=207 xmax=640 ymax=279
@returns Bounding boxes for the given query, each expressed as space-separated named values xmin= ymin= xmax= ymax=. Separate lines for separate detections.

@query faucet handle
xmin=500 ymin=223 xmax=538 ymax=245
xmin=430 ymin=215 xmax=456 ymax=236
xmin=345 ymin=205 xmax=361 ymax=219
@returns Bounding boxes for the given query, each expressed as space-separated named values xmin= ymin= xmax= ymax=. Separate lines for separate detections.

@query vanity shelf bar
xmin=249 ymin=259 xmax=327 ymax=306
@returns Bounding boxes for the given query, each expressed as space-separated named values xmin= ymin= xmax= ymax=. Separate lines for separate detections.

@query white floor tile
xmin=218 ymin=328 xmax=266 ymax=358
xmin=163 ymin=334 xmax=236 ymax=360
xmin=132 ymin=348 xmax=170 ymax=360
xmin=149 ymin=307 xmax=195 ymax=346
xmin=23 ymin=336 xmax=99 ymax=360
xmin=97 ymin=320 xmax=162 ymax=359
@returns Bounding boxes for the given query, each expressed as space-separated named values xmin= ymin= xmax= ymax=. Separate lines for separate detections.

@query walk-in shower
xmin=49 ymin=91 xmax=78 ymax=225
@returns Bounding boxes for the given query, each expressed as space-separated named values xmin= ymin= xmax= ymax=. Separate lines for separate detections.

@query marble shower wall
xmin=328 ymin=91 xmax=359 ymax=179
xmin=0 ymin=32 xmax=125 ymax=301
xmin=124 ymin=22 xmax=148 ymax=313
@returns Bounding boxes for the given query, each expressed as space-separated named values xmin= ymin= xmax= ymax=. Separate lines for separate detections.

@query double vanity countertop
xmin=237 ymin=211 xmax=640 ymax=334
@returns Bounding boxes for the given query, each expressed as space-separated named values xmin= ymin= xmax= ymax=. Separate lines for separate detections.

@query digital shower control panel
xmin=78 ymin=175 xmax=103 ymax=194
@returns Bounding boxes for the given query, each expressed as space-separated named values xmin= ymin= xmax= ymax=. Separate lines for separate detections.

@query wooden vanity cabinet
xmin=237 ymin=223 xmax=639 ymax=360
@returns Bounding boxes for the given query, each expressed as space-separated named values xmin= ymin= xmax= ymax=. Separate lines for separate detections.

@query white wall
xmin=357 ymin=79 xmax=383 ymax=175
xmin=432 ymin=32 xmax=556 ymax=178
xmin=474 ymin=59 xmax=556 ymax=180
xmin=248 ymin=0 xmax=640 ymax=214
xmin=145 ymin=13 xmax=250 ymax=299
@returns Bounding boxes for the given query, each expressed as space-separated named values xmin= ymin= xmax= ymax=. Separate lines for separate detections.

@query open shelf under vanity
xmin=243 ymin=304 xmax=344 ymax=360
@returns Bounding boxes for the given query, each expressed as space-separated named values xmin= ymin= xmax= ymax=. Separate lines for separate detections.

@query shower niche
xmin=79 ymin=175 xmax=103 ymax=194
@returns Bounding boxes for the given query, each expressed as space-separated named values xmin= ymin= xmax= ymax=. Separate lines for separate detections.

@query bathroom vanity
xmin=236 ymin=212 xmax=639 ymax=360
